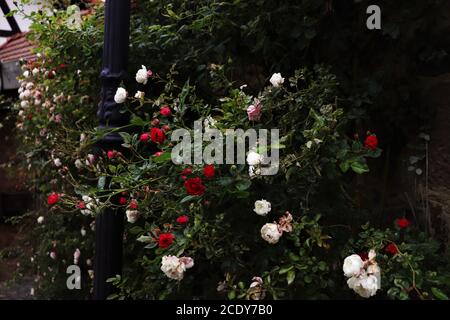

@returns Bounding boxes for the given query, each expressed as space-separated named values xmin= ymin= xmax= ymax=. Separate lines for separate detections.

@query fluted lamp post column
xmin=93 ymin=0 xmax=131 ymax=300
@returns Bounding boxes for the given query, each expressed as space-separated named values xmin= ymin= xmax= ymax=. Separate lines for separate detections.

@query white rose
xmin=269 ymin=73 xmax=284 ymax=88
xmin=86 ymin=154 xmax=95 ymax=166
xmin=247 ymin=151 xmax=263 ymax=166
xmin=86 ymin=259 xmax=92 ymax=266
xmin=126 ymin=210 xmax=139 ymax=223
xmin=37 ymin=216 xmax=44 ymax=224
xmin=343 ymin=254 xmax=364 ymax=277
xmin=260 ymin=223 xmax=282 ymax=244
xmin=81 ymin=195 xmax=97 ymax=216
xmin=74 ymin=159 xmax=83 ymax=169
xmin=179 ymin=256 xmax=195 ymax=269
xmin=49 ymin=252 xmax=57 ymax=260
xmin=32 ymin=68 xmax=40 ymax=76
xmin=80 ymin=228 xmax=86 ymax=237
xmin=347 ymin=274 xmax=379 ymax=298
xmin=134 ymin=91 xmax=145 ymax=99
xmin=161 ymin=255 xmax=186 ymax=280
xmin=253 ymin=199 xmax=271 ymax=216
xmin=23 ymin=70 xmax=30 ymax=78
xmin=26 ymin=82 xmax=34 ymax=90
xmin=114 ymin=87 xmax=128 ymax=104
xmin=20 ymin=100 xmax=29 ymax=109
xmin=54 ymin=158 xmax=62 ymax=167
xmin=135 ymin=65 xmax=149 ymax=84
xmin=80 ymin=133 xmax=86 ymax=143
xmin=73 ymin=248 xmax=81 ymax=265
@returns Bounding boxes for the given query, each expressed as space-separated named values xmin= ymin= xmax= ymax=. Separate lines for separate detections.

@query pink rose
xmin=247 ymin=99 xmax=262 ymax=121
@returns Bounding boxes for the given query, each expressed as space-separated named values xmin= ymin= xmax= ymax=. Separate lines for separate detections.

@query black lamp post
xmin=94 ymin=0 xmax=131 ymax=300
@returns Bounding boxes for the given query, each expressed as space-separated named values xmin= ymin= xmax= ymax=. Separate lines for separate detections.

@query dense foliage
xmin=1 ymin=0 xmax=450 ymax=300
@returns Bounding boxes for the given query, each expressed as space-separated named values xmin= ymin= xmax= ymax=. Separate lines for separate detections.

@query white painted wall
xmin=0 ymin=0 xmax=47 ymax=45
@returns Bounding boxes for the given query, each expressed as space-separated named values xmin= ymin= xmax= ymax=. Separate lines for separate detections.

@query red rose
xmin=158 ymin=233 xmax=175 ymax=248
xmin=385 ymin=243 xmax=399 ymax=255
xmin=147 ymin=69 xmax=153 ymax=77
xmin=396 ymin=217 xmax=411 ymax=229
xmin=162 ymin=125 xmax=171 ymax=132
xmin=203 ymin=164 xmax=215 ymax=178
xmin=150 ymin=127 xmax=166 ymax=144
xmin=160 ymin=106 xmax=171 ymax=117
xmin=140 ymin=133 xmax=150 ymax=142
xmin=129 ymin=199 xmax=138 ymax=210
xmin=176 ymin=215 xmax=189 ymax=225
xmin=184 ymin=177 xmax=206 ymax=196
xmin=364 ymin=134 xmax=378 ymax=150
xmin=151 ymin=118 xmax=160 ymax=126
xmin=47 ymin=70 xmax=56 ymax=79
xmin=119 ymin=197 xmax=127 ymax=205
xmin=47 ymin=193 xmax=59 ymax=205
xmin=107 ymin=150 xmax=117 ymax=159
xmin=60 ymin=63 xmax=67 ymax=69
xmin=78 ymin=201 xmax=86 ymax=209
xmin=154 ymin=151 xmax=163 ymax=157
xmin=182 ymin=168 xmax=192 ymax=175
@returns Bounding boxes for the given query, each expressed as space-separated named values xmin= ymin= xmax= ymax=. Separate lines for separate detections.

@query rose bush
xmin=1 ymin=0 xmax=450 ymax=300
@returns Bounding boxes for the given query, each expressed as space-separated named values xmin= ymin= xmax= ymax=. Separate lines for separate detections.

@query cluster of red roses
xmin=139 ymin=107 xmax=172 ymax=146
xmin=356 ymin=217 xmax=412 ymax=259
xmin=384 ymin=218 xmax=412 ymax=256
xmin=182 ymin=164 xmax=215 ymax=196
xmin=157 ymin=215 xmax=189 ymax=249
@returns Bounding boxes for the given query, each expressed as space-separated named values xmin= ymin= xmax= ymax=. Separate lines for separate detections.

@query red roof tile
xmin=0 ymin=32 xmax=36 ymax=63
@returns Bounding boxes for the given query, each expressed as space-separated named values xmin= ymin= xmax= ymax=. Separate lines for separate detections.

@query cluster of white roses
xmin=80 ymin=195 xmax=99 ymax=216
xmin=343 ymin=250 xmax=381 ymax=298
xmin=160 ymin=255 xmax=194 ymax=280
xmin=253 ymin=199 xmax=293 ymax=244
xmin=114 ymin=65 xmax=153 ymax=104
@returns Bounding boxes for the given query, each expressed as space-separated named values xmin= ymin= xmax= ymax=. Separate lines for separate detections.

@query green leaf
xmin=152 ymin=152 xmax=172 ymax=163
xmin=130 ymin=115 xmax=147 ymax=127
xmin=129 ymin=226 xmax=144 ymax=235
xmin=287 ymin=270 xmax=296 ymax=285
xmin=279 ymin=266 xmax=294 ymax=275
xmin=339 ymin=161 xmax=349 ymax=173
xmin=431 ymin=287 xmax=449 ymax=300
xmin=180 ymin=195 xmax=199 ymax=204
xmin=304 ymin=275 xmax=312 ymax=284
xmin=119 ymin=132 xmax=132 ymax=144
xmin=350 ymin=161 xmax=369 ymax=174
xmin=144 ymin=243 xmax=157 ymax=249
xmin=227 ymin=290 xmax=236 ymax=300
xmin=235 ymin=179 xmax=251 ymax=191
